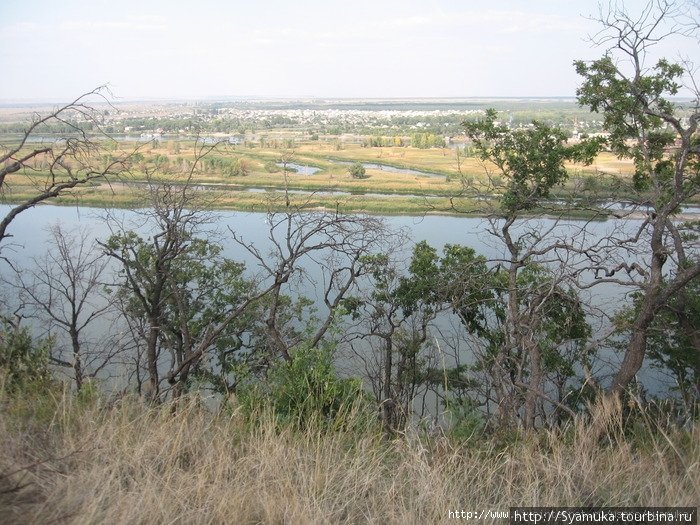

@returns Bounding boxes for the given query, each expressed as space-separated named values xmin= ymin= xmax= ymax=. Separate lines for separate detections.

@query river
xmin=0 ymin=204 xmax=675 ymax=401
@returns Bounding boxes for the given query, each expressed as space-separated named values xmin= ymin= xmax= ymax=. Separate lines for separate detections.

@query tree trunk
xmin=146 ymin=316 xmax=160 ymax=401
xmin=610 ymin=221 xmax=665 ymax=395
xmin=382 ymin=337 xmax=394 ymax=437
xmin=523 ymin=341 xmax=541 ymax=430
xmin=70 ymin=327 xmax=83 ymax=392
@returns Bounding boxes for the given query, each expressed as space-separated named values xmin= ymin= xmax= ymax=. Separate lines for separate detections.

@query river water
xmin=0 ymin=204 xmax=676 ymax=399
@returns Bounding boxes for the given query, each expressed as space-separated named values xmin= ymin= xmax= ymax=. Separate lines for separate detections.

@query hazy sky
xmin=0 ymin=0 xmax=697 ymax=101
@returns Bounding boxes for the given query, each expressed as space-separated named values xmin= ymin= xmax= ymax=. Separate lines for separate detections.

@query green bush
xmin=446 ymin=397 xmax=485 ymax=442
xmin=348 ymin=162 xmax=368 ymax=179
xmin=264 ymin=160 xmax=281 ymax=173
xmin=0 ymin=321 xmax=53 ymax=392
xmin=239 ymin=345 xmax=368 ymax=429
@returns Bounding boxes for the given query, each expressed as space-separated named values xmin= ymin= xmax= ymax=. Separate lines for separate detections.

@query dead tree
xmin=229 ymin=192 xmax=390 ymax=364
xmin=13 ymin=224 xmax=116 ymax=391
xmin=0 ymin=87 xmax=132 ymax=251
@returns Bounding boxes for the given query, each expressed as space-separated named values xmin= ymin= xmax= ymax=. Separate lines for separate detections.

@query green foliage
xmin=107 ymin=233 xmax=251 ymax=322
xmin=227 ymin=158 xmax=250 ymax=177
xmin=75 ymin=379 xmax=102 ymax=407
xmin=397 ymin=240 xmax=493 ymax=336
xmin=395 ymin=240 xmax=593 ymax=418
xmin=264 ymin=160 xmax=281 ymax=173
xmin=615 ymin=276 xmax=700 ymax=410
xmin=572 ymin=3 xmax=700 ymax=398
xmin=447 ymin=397 xmax=486 ymax=441
xmin=104 ymin=221 xmax=257 ymax=396
xmin=463 ymin=109 xmax=600 ymax=213
xmin=410 ymin=132 xmax=445 ymax=149
xmin=0 ymin=320 xmax=53 ymax=392
xmin=518 ymin=265 xmax=591 ymax=354
xmin=362 ymin=135 xmax=405 ymax=148
xmin=201 ymin=155 xmax=250 ymax=177
xmin=357 ymin=243 xmax=498 ymax=428
xmin=239 ymin=345 xmax=368 ymax=429
xmin=575 ymin=57 xmax=681 ymax=153
xmin=203 ymin=293 xmax=317 ymax=396
xmin=575 ymin=55 xmax=697 ymax=207
xmin=513 ymin=265 xmax=593 ymax=400
xmin=153 ymin=154 xmax=169 ymax=169
xmin=348 ymin=162 xmax=368 ymax=179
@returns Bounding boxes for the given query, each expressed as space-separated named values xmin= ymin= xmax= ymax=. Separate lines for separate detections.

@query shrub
xmin=348 ymin=162 xmax=368 ymax=179
xmin=239 ymin=345 xmax=368 ymax=429
xmin=0 ymin=321 xmax=53 ymax=392
xmin=447 ymin=397 xmax=485 ymax=442
xmin=264 ymin=160 xmax=281 ymax=173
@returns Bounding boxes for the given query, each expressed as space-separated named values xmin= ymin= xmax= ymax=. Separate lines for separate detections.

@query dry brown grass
xmin=1 ymin=390 xmax=698 ymax=524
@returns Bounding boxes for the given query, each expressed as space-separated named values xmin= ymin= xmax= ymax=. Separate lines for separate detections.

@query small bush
xmin=239 ymin=345 xmax=369 ymax=429
xmin=447 ymin=397 xmax=485 ymax=442
xmin=0 ymin=321 xmax=53 ymax=392
xmin=348 ymin=162 xmax=368 ymax=179
xmin=264 ymin=160 xmax=281 ymax=173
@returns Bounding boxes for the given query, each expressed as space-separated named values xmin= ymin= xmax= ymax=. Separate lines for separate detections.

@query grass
xmin=0 ymin=173 xmax=479 ymax=216
xmin=11 ymin=139 xmax=694 ymax=217
xmin=1 ymin=385 xmax=698 ymax=524
xmin=0 ymin=181 xmax=625 ymax=219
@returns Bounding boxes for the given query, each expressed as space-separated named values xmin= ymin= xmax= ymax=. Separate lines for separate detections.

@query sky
xmin=0 ymin=0 xmax=697 ymax=102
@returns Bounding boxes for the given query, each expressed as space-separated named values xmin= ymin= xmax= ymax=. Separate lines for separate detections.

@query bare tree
xmin=13 ymin=224 xmax=116 ymax=390
xmin=0 ymin=87 xmax=132 ymax=251
xmin=230 ymin=195 xmax=390 ymax=364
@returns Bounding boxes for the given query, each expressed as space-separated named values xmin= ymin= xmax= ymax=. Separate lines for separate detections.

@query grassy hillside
xmin=1 ymin=385 xmax=697 ymax=524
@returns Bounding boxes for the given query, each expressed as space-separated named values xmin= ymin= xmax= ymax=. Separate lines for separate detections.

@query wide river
xmin=0 ymin=204 xmax=675 ymax=397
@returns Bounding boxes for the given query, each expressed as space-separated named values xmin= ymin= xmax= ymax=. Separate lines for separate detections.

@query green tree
xmin=340 ymin=241 xmax=497 ymax=435
xmin=396 ymin=240 xmax=590 ymax=429
xmin=617 ymin=278 xmax=700 ymax=413
xmin=342 ymin=252 xmax=436 ymax=435
xmin=575 ymin=0 xmax=700 ymax=395
xmin=0 ymin=318 xmax=53 ymax=392
xmin=464 ymin=110 xmax=599 ymax=214
xmin=102 ymin=184 xmax=266 ymax=401
xmin=463 ymin=111 xmax=598 ymax=428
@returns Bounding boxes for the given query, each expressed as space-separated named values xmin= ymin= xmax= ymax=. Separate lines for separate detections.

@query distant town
xmin=1 ymin=97 xmax=629 ymax=145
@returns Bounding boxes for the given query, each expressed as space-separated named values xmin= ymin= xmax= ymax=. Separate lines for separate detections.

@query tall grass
xmin=1 ymin=387 xmax=698 ymax=524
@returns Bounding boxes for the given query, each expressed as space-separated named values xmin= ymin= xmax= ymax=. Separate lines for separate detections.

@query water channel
xmin=332 ymin=160 xmax=446 ymax=178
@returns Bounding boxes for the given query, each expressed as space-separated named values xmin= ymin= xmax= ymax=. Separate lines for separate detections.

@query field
xmin=1 ymin=136 xmax=641 ymax=215
xmin=1 ymin=95 xmax=661 ymax=215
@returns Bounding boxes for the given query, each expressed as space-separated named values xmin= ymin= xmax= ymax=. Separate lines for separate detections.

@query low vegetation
xmin=1 ymin=380 xmax=698 ymax=524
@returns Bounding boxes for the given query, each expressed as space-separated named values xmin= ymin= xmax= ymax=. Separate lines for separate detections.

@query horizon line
xmin=0 ymin=95 xmax=582 ymax=106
